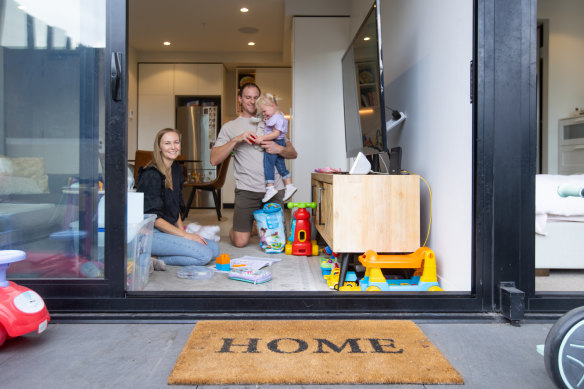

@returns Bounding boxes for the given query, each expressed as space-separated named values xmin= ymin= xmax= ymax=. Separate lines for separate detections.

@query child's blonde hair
xmin=256 ymin=93 xmax=278 ymax=109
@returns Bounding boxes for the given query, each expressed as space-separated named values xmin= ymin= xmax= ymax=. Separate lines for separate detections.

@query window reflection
xmin=1 ymin=0 xmax=106 ymax=279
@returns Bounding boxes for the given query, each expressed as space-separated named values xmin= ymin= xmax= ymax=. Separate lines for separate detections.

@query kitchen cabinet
xmin=137 ymin=95 xmax=174 ymax=150
xmin=138 ymin=64 xmax=174 ymax=95
xmin=174 ymin=64 xmax=223 ymax=95
xmin=311 ymin=173 xmax=420 ymax=253
xmin=137 ymin=63 xmax=224 ymax=152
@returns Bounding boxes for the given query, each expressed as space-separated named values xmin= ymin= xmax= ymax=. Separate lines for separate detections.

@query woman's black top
xmin=136 ymin=161 xmax=185 ymax=225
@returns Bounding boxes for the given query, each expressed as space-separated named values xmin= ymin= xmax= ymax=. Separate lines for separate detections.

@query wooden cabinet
xmin=311 ymin=173 xmax=420 ymax=253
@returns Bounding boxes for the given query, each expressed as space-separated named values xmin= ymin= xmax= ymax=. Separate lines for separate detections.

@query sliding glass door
xmin=1 ymin=0 xmax=127 ymax=298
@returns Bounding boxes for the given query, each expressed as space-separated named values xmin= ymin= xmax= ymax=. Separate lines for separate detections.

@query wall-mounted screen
xmin=342 ymin=1 xmax=386 ymax=158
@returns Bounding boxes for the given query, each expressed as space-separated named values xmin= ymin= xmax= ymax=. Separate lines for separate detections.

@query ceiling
xmin=129 ymin=0 xmax=290 ymax=65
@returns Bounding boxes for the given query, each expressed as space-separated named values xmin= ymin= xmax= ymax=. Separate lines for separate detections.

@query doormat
xmin=168 ymin=320 xmax=464 ymax=385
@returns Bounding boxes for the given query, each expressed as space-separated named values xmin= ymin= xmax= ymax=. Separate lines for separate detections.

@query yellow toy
xmin=324 ymin=267 xmax=358 ymax=290
xmin=357 ymin=247 xmax=442 ymax=291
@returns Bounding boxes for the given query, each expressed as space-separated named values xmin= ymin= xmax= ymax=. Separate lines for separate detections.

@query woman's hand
xmin=183 ymin=232 xmax=208 ymax=245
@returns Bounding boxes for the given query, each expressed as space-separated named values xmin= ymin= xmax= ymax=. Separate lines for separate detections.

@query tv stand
xmin=311 ymin=173 xmax=420 ymax=287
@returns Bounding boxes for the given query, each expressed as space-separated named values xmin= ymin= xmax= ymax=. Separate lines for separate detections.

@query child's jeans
xmin=264 ymin=138 xmax=290 ymax=183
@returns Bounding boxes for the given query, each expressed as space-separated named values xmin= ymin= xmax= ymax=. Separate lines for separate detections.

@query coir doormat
xmin=168 ymin=320 xmax=463 ymax=385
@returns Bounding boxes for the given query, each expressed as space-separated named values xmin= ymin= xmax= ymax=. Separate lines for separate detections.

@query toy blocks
xmin=215 ymin=254 xmax=231 ymax=271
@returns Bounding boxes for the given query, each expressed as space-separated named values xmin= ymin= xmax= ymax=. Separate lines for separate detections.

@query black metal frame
xmin=14 ymin=0 xmax=584 ymax=319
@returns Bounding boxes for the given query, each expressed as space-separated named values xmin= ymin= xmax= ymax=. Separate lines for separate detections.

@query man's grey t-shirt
xmin=214 ymin=116 xmax=284 ymax=192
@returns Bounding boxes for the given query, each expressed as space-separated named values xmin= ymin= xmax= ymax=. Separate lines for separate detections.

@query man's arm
xmin=261 ymin=139 xmax=297 ymax=159
xmin=210 ymin=131 xmax=257 ymax=166
xmin=210 ymin=141 xmax=235 ymax=166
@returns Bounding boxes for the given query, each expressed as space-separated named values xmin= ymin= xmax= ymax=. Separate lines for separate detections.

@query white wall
xmin=379 ymin=0 xmax=473 ymax=290
xmin=538 ymin=0 xmax=584 ymax=173
xmin=292 ymin=17 xmax=351 ymax=201
xmin=289 ymin=1 xmax=473 ymax=290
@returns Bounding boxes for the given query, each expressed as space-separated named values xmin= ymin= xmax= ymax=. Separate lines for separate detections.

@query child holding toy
xmin=254 ymin=93 xmax=297 ymax=202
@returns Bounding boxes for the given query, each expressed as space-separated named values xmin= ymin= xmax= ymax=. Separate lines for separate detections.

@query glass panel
xmin=1 ymin=0 xmax=106 ymax=279
xmin=564 ymin=123 xmax=584 ymax=141
xmin=536 ymin=1 xmax=584 ymax=292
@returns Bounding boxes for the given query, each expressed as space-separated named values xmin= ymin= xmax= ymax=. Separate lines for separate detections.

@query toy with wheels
xmin=543 ymin=183 xmax=584 ymax=388
xmin=544 ymin=306 xmax=584 ymax=389
xmin=0 ymin=250 xmax=50 ymax=347
xmin=285 ymin=202 xmax=319 ymax=256
xmin=357 ymin=247 xmax=443 ymax=291
xmin=324 ymin=267 xmax=358 ymax=290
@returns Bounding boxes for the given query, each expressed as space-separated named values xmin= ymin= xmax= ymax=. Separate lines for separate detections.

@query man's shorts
xmin=233 ymin=188 xmax=284 ymax=233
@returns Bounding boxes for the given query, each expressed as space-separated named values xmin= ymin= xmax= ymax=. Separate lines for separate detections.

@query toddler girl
xmin=255 ymin=93 xmax=297 ymax=202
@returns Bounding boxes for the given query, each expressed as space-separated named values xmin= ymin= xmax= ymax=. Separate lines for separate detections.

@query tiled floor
xmin=145 ymin=208 xmax=584 ymax=294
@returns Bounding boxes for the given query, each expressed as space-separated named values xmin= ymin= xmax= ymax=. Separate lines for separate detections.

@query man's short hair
xmin=239 ymin=82 xmax=261 ymax=97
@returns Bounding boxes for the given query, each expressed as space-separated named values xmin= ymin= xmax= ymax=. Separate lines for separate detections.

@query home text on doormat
xmin=168 ymin=320 xmax=463 ymax=385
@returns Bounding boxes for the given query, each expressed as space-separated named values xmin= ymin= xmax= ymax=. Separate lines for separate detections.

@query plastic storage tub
xmin=126 ymin=214 xmax=156 ymax=291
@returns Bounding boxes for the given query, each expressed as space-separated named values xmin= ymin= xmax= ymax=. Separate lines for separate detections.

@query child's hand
xmin=254 ymin=135 xmax=264 ymax=144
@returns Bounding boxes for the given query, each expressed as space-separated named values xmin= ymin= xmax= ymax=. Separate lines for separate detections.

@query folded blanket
xmin=536 ymin=174 xmax=584 ymax=235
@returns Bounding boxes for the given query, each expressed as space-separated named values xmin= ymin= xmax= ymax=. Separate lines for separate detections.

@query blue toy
xmin=253 ymin=203 xmax=286 ymax=253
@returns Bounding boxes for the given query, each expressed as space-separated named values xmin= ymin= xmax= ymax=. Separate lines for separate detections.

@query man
xmin=210 ymin=83 xmax=297 ymax=247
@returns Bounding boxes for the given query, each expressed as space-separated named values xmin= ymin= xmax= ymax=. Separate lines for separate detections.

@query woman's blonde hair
xmin=256 ymin=93 xmax=278 ymax=109
xmin=151 ymin=128 xmax=181 ymax=190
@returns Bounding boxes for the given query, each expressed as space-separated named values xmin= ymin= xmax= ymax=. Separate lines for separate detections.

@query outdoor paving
xmin=0 ymin=321 xmax=557 ymax=388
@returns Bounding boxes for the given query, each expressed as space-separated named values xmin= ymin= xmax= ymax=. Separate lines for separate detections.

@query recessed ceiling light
xmin=17 ymin=5 xmax=26 ymax=10
xmin=248 ymin=42 xmax=255 ymax=46
xmin=163 ymin=41 xmax=171 ymax=46
xmin=363 ymin=37 xmax=371 ymax=41
xmin=240 ymin=7 xmax=249 ymax=13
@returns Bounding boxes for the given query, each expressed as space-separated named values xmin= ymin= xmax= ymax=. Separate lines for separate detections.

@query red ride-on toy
xmin=0 ymin=250 xmax=50 ymax=347
xmin=285 ymin=202 xmax=319 ymax=256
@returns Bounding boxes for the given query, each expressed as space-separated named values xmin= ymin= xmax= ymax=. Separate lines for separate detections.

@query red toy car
xmin=0 ymin=250 xmax=50 ymax=347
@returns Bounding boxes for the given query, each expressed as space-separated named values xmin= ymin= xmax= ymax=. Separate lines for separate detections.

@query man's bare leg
xmin=230 ymin=229 xmax=251 ymax=248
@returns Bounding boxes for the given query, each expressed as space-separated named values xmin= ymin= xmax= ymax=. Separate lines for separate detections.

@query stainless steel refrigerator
xmin=176 ymin=105 xmax=218 ymax=208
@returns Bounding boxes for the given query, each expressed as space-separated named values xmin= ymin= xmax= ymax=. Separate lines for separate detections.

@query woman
xmin=137 ymin=128 xmax=219 ymax=266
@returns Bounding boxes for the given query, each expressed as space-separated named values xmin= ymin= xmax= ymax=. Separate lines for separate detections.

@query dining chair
xmin=183 ymin=153 xmax=231 ymax=221
xmin=133 ymin=150 xmax=154 ymax=183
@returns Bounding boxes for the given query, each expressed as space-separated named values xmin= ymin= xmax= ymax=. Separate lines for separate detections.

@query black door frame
xmin=19 ymin=0 xmax=584 ymax=319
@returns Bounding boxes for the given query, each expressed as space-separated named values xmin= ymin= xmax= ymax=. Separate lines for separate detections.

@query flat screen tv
xmin=342 ymin=0 xmax=387 ymax=162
